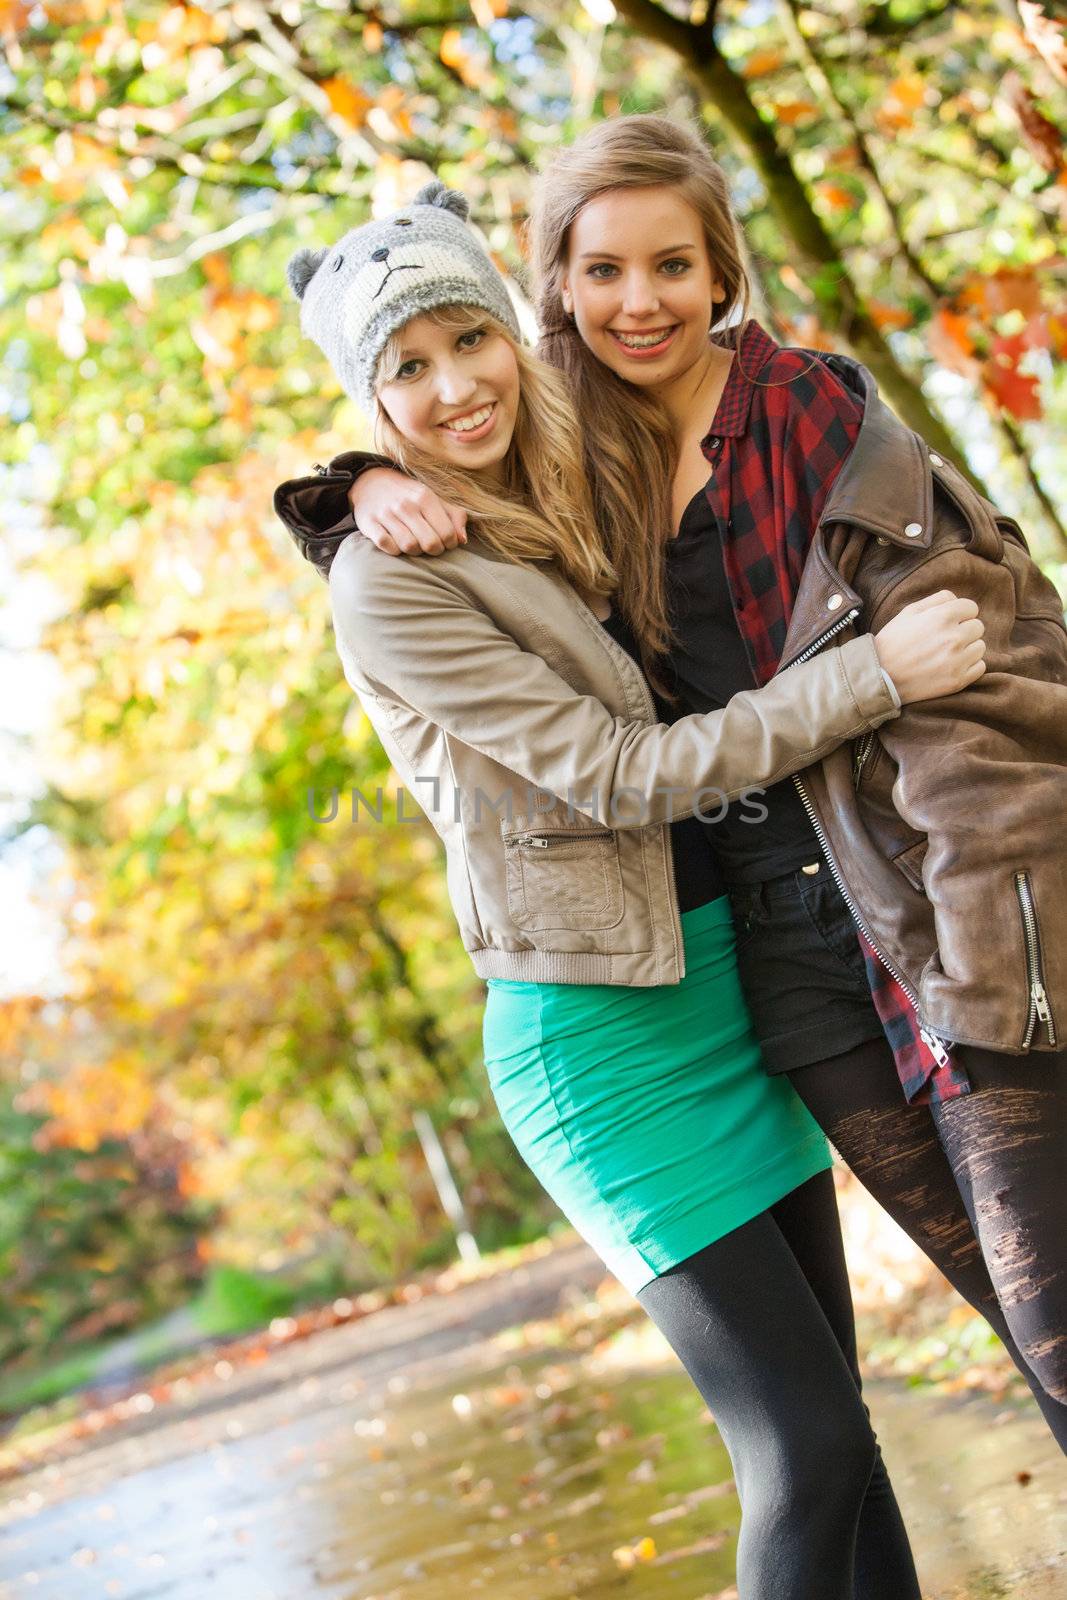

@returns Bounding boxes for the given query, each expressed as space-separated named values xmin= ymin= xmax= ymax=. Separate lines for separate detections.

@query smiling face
xmin=375 ymin=311 xmax=521 ymax=481
xmin=560 ymin=185 xmax=726 ymax=393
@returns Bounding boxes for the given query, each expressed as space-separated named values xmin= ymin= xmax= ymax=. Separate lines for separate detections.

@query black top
xmin=599 ymin=607 xmax=726 ymax=914
xmin=663 ymin=486 xmax=820 ymax=885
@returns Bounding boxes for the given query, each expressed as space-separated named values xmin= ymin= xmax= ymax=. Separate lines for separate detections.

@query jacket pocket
xmin=892 ymin=839 xmax=928 ymax=894
xmin=501 ymin=827 xmax=625 ymax=933
xmin=1014 ymin=869 xmax=1057 ymax=1048
xmin=852 ymin=730 xmax=881 ymax=790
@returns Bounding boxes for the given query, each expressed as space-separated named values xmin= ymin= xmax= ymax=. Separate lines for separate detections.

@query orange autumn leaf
xmin=377 ymin=83 xmax=414 ymax=138
xmin=774 ymin=101 xmax=819 ymax=127
xmin=137 ymin=2 xmax=225 ymax=50
xmin=43 ymin=0 xmax=114 ymax=19
xmin=929 ymin=307 xmax=980 ymax=379
xmin=83 ymin=314 xmax=113 ymax=342
xmin=742 ymin=47 xmax=786 ymax=79
xmin=1047 ymin=307 xmax=1067 ymax=359
xmin=36 ymin=1059 xmax=156 ymax=1150
xmin=439 ymin=26 xmax=487 ymax=85
xmin=887 ymin=73 xmax=926 ymax=109
xmin=960 ymin=266 xmax=1042 ymax=320
xmin=781 ymin=314 xmax=836 ymax=351
xmin=363 ymin=17 xmax=383 ymax=52
xmin=322 ymin=76 xmax=373 ymax=129
xmin=779 ymin=263 xmax=814 ymax=304
xmin=41 ymin=215 xmax=98 ymax=260
xmin=440 ymin=27 xmax=467 ymax=67
xmin=869 ymin=301 xmax=914 ymax=332
xmin=816 ymin=181 xmax=855 ymax=211
xmin=0 ymin=0 xmax=31 ymax=30
xmin=471 ymin=0 xmax=508 ymax=23
xmin=984 ymin=333 xmax=1043 ymax=421
xmin=200 ymin=251 xmax=231 ymax=290
xmin=876 ymin=74 xmax=927 ymax=132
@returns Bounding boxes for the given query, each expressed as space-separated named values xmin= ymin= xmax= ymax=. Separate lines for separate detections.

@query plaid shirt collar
xmin=702 ymin=320 xmax=782 ymax=443
xmin=707 ymin=321 xmax=935 ymax=553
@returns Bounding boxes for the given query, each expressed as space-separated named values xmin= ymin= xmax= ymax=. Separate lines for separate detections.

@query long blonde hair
xmin=528 ymin=114 xmax=752 ymax=699
xmin=374 ymin=304 xmax=615 ymax=602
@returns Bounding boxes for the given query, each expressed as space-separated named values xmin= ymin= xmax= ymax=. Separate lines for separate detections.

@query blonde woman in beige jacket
xmin=280 ymin=182 xmax=984 ymax=1599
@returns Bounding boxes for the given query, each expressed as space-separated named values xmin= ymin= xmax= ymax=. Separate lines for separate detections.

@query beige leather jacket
xmin=327 ymin=532 xmax=899 ymax=986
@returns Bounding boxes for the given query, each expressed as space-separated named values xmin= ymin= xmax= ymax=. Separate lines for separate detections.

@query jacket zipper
xmin=513 ymin=830 xmax=612 ymax=850
xmin=1014 ymin=870 xmax=1056 ymax=1047
xmin=853 ymin=729 xmax=876 ymax=788
xmin=784 ymin=608 xmax=860 ymax=667
xmin=782 ymin=609 xmax=954 ymax=1069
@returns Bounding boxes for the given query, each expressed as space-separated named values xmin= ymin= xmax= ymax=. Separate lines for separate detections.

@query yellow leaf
xmin=440 ymin=27 xmax=467 ymax=68
xmin=471 ymin=0 xmax=506 ymax=25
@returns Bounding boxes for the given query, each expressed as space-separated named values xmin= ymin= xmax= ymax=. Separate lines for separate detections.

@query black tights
xmin=638 ymin=1169 xmax=921 ymax=1600
xmin=791 ymin=1038 xmax=1067 ymax=1449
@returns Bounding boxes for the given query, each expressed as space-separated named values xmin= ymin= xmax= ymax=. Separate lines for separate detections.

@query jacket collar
xmin=707 ymin=325 xmax=935 ymax=549
xmin=813 ymin=353 xmax=935 ymax=550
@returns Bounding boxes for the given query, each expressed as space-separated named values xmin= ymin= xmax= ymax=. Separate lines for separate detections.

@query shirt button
xmin=904 ymin=522 xmax=923 ymax=538
xmin=876 ymin=536 xmax=889 ymax=546
xmin=801 ymin=862 xmax=820 ymax=875
xmin=827 ymin=593 xmax=844 ymax=611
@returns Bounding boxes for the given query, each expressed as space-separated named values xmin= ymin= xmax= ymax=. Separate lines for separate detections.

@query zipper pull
xmin=524 ymin=835 xmax=550 ymax=848
xmin=919 ymin=1026 xmax=952 ymax=1069
xmin=1033 ymin=983 xmax=1053 ymax=1025
xmin=313 ymin=462 xmax=329 ymax=476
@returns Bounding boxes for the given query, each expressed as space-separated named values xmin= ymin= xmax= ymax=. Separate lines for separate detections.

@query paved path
xmin=1 ymin=1240 xmax=1063 ymax=1599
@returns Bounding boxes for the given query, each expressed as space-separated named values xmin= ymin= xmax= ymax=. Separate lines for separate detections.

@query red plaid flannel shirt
xmin=700 ymin=320 xmax=969 ymax=1105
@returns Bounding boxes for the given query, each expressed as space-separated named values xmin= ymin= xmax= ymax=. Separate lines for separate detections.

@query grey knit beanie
xmin=286 ymin=180 xmax=521 ymax=415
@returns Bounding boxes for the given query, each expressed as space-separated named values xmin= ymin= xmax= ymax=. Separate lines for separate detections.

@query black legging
xmin=790 ymin=1039 xmax=1067 ymax=1449
xmin=637 ymin=1168 xmax=921 ymax=1600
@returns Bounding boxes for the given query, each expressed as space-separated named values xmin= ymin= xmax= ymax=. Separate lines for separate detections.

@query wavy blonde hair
xmin=528 ymin=114 xmax=752 ymax=699
xmin=374 ymin=304 xmax=615 ymax=603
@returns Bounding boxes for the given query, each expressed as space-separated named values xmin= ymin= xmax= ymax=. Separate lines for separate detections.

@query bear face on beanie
xmin=287 ymin=180 xmax=521 ymax=416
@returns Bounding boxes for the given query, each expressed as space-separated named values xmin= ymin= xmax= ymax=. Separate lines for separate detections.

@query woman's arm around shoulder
xmin=329 ymin=536 xmax=917 ymax=829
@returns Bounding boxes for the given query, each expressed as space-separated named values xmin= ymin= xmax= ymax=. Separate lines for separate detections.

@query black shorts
xmin=726 ymin=859 xmax=887 ymax=1075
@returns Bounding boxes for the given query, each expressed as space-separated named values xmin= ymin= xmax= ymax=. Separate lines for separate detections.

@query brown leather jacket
xmin=275 ymin=360 xmax=1067 ymax=1054
xmin=778 ymin=355 xmax=1067 ymax=1055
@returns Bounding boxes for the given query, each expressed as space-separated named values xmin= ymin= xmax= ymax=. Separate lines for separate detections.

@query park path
xmin=1 ymin=1238 xmax=1064 ymax=1600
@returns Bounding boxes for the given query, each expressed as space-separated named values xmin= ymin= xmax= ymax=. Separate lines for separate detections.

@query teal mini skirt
xmin=482 ymin=895 xmax=831 ymax=1295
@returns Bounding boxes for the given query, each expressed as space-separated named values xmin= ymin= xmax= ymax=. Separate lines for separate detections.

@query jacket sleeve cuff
xmin=836 ymin=633 xmax=901 ymax=727
xmin=273 ymin=453 xmax=394 ymax=538
xmin=880 ymin=666 xmax=902 ymax=709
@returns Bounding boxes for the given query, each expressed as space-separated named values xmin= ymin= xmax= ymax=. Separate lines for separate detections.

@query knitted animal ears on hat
xmin=285 ymin=181 xmax=472 ymax=301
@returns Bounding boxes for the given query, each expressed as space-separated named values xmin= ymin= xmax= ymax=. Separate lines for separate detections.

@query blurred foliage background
xmin=1 ymin=0 xmax=1065 ymax=1401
